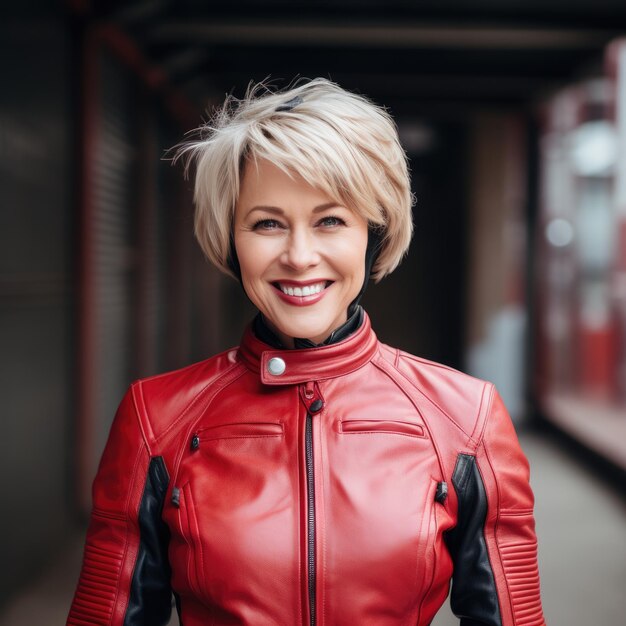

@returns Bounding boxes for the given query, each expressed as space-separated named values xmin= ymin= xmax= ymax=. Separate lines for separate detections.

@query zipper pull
xmin=299 ymin=381 xmax=325 ymax=414
xmin=304 ymin=380 xmax=315 ymax=398
xmin=435 ymin=481 xmax=448 ymax=504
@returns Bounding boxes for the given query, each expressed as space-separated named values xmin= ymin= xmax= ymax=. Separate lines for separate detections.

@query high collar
xmin=237 ymin=308 xmax=379 ymax=385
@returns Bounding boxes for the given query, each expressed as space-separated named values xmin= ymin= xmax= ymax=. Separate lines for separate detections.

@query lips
xmin=272 ymin=280 xmax=333 ymax=304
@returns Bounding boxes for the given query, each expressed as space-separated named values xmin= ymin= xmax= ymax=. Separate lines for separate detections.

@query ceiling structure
xmin=78 ymin=0 xmax=626 ymax=118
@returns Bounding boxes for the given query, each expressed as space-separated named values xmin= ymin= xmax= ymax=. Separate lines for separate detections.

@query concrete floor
xmin=1 ymin=428 xmax=624 ymax=626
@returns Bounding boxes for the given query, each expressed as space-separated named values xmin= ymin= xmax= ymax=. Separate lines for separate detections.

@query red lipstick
xmin=271 ymin=280 xmax=332 ymax=307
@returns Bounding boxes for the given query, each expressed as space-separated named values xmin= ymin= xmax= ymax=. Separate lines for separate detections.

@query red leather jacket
xmin=67 ymin=310 xmax=545 ymax=626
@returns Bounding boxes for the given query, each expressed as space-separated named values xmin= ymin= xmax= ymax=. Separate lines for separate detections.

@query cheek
xmin=331 ymin=235 xmax=368 ymax=282
xmin=236 ymin=235 xmax=269 ymax=276
xmin=235 ymin=235 xmax=279 ymax=301
xmin=237 ymin=260 xmax=268 ymax=312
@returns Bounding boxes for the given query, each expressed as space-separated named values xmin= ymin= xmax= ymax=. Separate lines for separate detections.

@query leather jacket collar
xmin=237 ymin=307 xmax=379 ymax=385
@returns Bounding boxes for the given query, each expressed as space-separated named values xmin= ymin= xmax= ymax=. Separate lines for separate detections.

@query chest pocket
xmin=195 ymin=421 xmax=284 ymax=441
xmin=340 ymin=419 xmax=426 ymax=438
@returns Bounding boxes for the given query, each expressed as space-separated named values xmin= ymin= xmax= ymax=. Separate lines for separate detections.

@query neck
xmin=254 ymin=306 xmax=364 ymax=350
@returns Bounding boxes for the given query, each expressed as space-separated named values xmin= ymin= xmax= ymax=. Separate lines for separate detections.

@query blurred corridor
xmin=2 ymin=1 xmax=626 ymax=623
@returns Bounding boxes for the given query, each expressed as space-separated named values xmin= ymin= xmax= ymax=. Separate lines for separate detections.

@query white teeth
xmin=279 ymin=281 xmax=326 ymax=296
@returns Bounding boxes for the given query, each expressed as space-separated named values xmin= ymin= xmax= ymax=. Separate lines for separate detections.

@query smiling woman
xmin=234 ymin=158 xmax=369 ymax=347
xmin=67 ymin=77 xmax=546 ymax=626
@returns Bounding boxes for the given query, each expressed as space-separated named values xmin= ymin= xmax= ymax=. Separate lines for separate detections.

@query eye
xmin=317 ymin=215 xmax=346 ymax=228
xmin=252 ymin=218 xmax=283 ymax=231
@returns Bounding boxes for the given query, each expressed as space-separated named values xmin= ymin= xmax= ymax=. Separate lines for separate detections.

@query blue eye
xmin=252 ymin=218 xmax=282 ymax=230
xmin=318 ymin=215 xmax=345 ymax=227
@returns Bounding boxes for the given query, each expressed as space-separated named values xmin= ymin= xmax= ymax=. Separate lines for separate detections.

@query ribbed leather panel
xmin=67 ymin=539 xmax=124 ymax=624
xmin=499 ymin=539 xmax=544 ymax=626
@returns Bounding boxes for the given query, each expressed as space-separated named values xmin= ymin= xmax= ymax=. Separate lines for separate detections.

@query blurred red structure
xmin=534 ymin=37 xmax=626 ymax=472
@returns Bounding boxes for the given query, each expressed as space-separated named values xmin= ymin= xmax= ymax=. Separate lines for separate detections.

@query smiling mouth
xmin=272 ymin=280 xmax=333 ymax=297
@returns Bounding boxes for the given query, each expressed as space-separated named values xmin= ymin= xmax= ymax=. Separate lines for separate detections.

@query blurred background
xmin=1 ymin=1 xmax=625 ymax=624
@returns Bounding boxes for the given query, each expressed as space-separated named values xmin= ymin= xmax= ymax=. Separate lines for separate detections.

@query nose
xmin=280 ymin=227 xmax=321 ymax=270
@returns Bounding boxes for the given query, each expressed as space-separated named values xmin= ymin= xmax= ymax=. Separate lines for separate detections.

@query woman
xmin=67 ymin=77 xmax=545 ymax=626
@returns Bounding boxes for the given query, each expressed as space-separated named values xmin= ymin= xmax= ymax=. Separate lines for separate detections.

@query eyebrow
xmin=245 ymin=202 xmax=341 ymax=218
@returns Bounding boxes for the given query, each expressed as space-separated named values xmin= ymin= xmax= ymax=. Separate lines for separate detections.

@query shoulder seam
xmin=132 ymin=359 xmax=245 ymax=450
xmin=373 ymin=354 xmax=471 ymax=440
xmin=472 ymin=382 xmax=496 ymax=446
xmin=374 ymin=342 xmax=401 ymax=369
xmin=395 ymin=351 xmax=493 ymax=449
xmin=129 ymin=382 xmax=153 ymax=456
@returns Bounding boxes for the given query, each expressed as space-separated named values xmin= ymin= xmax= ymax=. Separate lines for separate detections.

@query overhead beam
xmin=203 ymin=70 xmax=558 ymax=95
xmin=148 ymin=20 xmax=618 ymax=50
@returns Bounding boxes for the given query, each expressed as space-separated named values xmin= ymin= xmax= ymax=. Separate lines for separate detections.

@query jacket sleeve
xmin=444 ymin=384 xmax=546 ymax=626
xmin=67 ymin=384 xmax=173 ymax=626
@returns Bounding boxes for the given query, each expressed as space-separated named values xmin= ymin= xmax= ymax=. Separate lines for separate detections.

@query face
xmin=234 ymin=158 xmax=369 ymax=348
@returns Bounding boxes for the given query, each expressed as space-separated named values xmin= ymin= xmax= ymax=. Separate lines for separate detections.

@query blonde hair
xmin=173 ymin=76 xmax=415 ymax=282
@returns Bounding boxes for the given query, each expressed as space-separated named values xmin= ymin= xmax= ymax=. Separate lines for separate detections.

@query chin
xmin=284 ymin=324 xmax=329 ymax=342
xmin=272 ymin=317 xmax=333 ymax=343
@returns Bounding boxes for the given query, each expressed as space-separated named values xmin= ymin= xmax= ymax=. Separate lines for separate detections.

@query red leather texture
xmin=67 ymin=311 xmax=545 ymax=626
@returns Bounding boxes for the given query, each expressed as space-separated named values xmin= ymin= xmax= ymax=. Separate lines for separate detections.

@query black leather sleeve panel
xmin=444 ymin=454 xmax=502 ymax=626
xmin=124 ymin=456 xmax=173 ymax=626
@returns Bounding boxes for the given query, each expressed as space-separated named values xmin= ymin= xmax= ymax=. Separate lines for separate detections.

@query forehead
xmin=237 ymin=158 xmax=334 ymax=207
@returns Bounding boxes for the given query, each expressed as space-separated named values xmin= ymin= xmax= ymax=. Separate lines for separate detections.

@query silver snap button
xmin=267 ymin=357 xmax=286 ymax=376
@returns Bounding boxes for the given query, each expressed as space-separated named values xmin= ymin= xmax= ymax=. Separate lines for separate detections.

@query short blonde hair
xmin=174 ymin=76 xmax=415 ymax=282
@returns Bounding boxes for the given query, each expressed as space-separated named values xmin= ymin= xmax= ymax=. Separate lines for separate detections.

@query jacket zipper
xmin=305 ymin=408 xmax=316 ymax=626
